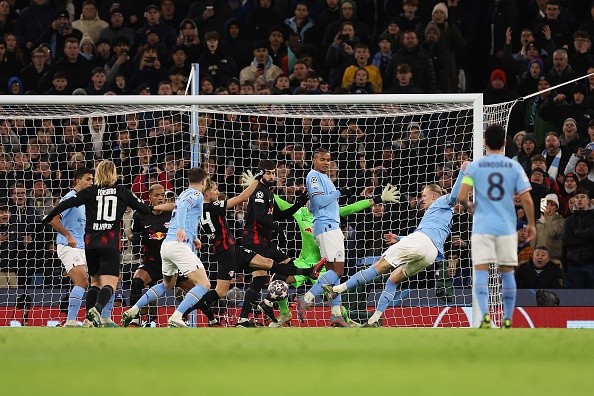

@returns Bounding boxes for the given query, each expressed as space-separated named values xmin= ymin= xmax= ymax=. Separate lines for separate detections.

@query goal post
xmin=0 ymin=93 xmax=513 ymax=327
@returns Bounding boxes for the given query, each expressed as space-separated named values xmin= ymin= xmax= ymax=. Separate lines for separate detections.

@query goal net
xmin=0 ymin=94 xmax=514 ymax=328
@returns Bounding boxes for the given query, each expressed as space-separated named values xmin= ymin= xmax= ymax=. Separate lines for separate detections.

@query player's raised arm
xmin=228 ymin=169 xmax=264 ymax=208
xmin=42 ymin=192 xmax=85 ymax=224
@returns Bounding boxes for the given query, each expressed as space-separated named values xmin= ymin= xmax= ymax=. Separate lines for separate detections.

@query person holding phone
xmin=129 ymin=44 xmax=169 ymax=93
xmin=239 ymin=40 xmax=283 ymax=87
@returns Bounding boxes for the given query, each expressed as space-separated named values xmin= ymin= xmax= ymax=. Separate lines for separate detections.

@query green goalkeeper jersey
xmin=274 ymin=195 xmax=372 ymax=266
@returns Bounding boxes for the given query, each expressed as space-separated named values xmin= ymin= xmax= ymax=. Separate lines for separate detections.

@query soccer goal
xmin=0 ymin=93 xmax=515 ymax=328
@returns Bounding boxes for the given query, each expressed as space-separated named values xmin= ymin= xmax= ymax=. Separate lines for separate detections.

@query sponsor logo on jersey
xmin=149 ymin=232 xmax=166 ymax=240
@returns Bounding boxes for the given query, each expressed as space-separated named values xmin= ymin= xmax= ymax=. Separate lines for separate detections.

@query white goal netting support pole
xmin=0 ymin=93 xmax=503 ymax=328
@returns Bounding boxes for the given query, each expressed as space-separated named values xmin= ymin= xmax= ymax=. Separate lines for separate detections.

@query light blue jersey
xmin=464 ymin=154 xmax=531 ymax=235
xmin=56 ymin=190 xmax=85 ymax=249
xmin=415 ymin=170 xmax=465 ymax=257
xmin=165 ymin=187 xmax=204 ymax=251
xmin=306 ymin=169 xmax=341 ymax=236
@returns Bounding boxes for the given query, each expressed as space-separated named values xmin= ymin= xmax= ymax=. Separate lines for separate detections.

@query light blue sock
xmin=101 ymin=292 xmax=115 ymax=318
xmin=136 ymin=283 xmax=167 ymax=309
xmin=176 ymin=285 xmax=208 ymax=314
xmin=345 ymin=266 xmax=379 ymax=290
xmin=376 ymin=278 xmax=398 ymax=312
xmin=67 ymin=285 xmax=85 ymax=321
xmin=309 ymin=270 xmax=339 ymax=297
xmin=475 ymin=270 xmax=489 ymax=317
xmin=500 ymin=271 xmax=516 ymax=320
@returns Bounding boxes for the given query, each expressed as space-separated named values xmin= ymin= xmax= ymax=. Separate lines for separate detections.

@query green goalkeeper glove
xmin=373 ymin=184 xmax=401 ymax=204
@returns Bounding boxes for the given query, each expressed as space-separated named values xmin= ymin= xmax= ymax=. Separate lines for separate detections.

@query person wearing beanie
xmin=483 ymin=68 xmax=517 ymax=105
xmin=420 ymin=20 xmax=451 ymax=92
xmin=516 ymin=56 xmax=545 ymax=97
xmin=420 ymin=1 xmax=464 ymax=93
xmin=516 ymin=133 xmax=538 ymax=174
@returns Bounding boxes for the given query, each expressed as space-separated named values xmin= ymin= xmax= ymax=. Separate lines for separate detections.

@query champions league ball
xmin=267 ymin=280 xmax=289 ymax=301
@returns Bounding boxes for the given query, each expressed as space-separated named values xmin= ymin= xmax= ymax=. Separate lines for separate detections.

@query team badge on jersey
xmin=255 ymin=191 xmax=264 ymax=203
xmin=310 ymin=176 xmax=319 ymax=188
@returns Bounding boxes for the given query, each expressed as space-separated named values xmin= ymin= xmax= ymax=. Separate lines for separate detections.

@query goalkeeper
xmin=242 ymin=171 xmax=400 ymax=327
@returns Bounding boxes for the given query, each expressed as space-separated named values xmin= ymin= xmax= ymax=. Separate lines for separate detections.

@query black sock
xmin=85 ymin=286 xmax=100 ymax=311
xmin=129 ymin=278 xmax=145 ymax=309
xmin=183 ymin=289 xmax=220 ymax=320
xmin=270 ymin=262 xmax=299 ymax=276
xmin=239 ymin=276 xmax=267 ymax=319
xmin=94 ymin=285 xmax=114 ymax=313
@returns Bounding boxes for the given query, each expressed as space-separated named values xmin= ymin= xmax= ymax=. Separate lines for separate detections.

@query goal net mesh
xmin=0 ymin=98 xmax=514 ymax=328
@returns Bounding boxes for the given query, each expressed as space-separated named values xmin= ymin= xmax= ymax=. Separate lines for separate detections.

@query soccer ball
xmin=267 ymin=280 xmax=289 ymax=301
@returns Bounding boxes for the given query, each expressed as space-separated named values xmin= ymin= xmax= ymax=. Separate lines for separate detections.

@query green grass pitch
xmin=2 ymin=328 xmax=593 ymax=395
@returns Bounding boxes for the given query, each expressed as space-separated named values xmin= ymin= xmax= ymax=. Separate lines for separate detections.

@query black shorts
xmin=246 ymin=243 xmax=289 ymax=263
xmin=214 ymin=245 xmax=257 ymax=280
xmin=86 ymin=247 xmax=121 ymax=277
xmin=137 ymin=260 xmax=163 ymax=286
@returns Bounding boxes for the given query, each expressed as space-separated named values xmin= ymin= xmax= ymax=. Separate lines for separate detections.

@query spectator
xmin=7 ymin=182 xmax=42 ymax=288
xmin=534 ymin=193 xmax=565 ymax=262
xmin=197 ymin=31 xmax=237 ymax=89
xmin=105 ymin=36 xmax=133 ymax=86
xmin=483 ymin=69 xmax=517 ymax=105
xmin=221 ymin=18 xmax=255 ymax=71
xmin=0 ymin=1 xmax=15 ymax=38
xmin=384 ymin=30 xmax=436 ymax=93
xmin=541 ymin=131 xmax=571 ymax=183
xmin=395 ymin=0 xmax=422 ymax=33
xmin=418 ymin=2 xmax=465 ymax=93
xmin=44 ymin=71 xmax=69 ymax=95
xmin=322 ymin=0 xmax=370 ymax=53
xmin=559 ymin=172 xmax=577 ymax=217
xmin=28 ymin=178 xmax=54 ymax=218
xmin=38 ymin=37 xmax=92 ymax=94
xmin=239 ymin=40 xmax=283 ymax=87
xmin=0 ymin=203 xmax=17 ymax=288
xmin=529 ymin=167 xmax=551 ymax=215
xmin=129 ymin=44 xmax=169 ymax=93
xmin=4 ymin=32 xmax=27 ymax=69
xmin=71 ymin=0 xmax=108 ymax=44
xmin=37 ymin=9 xmax=83 ymax=61
xmin=187 ymin=0 xmax=232 ymax=40
xmin=523 ymin=75 xmax=556 ymax=148
xmin=98 ymin=8 xmax=135 ymax=49
xmin=325 ymin=21 xmax=358 ymax=89
xmin=342 ymin=43 xmax=382 ymax=92
xmin=13 ymin=0 xmax=57 ymax=54
xmin=0 ymin=37 xmax=20 ymax=93
xmin=516 ymin=246 xmax=564 ymax=289
xmin=533 ymin=0 xmax=572 ymax=51
xmin=421 ymin=21 xmax=451 ymax=93
xmin=84 ymin=67 xmax=108 ymax=95
xmin=18 ymin=47 xmax=47 ymax=93
xmin=174 ymin=18 xmax=203 ymax=63
xmin=284 ymin=2 xmax=315 ymax=43
xmin=517 ymin=221 xmax=534 ymax=264
xmin=245 ymin=0 xmax=284 ymax=41
xmin=160 ymin=0 xmax=183 ymax=31
xmin=372 ymin=33 xmax=392 ymax=83
xmin=0 ymin=119 xmax=20 ymax=153
xmin=515 ymin=57 xmax=544 ymax=98
xmin=546 ymin=49 xmax=577 ymax=97
xmin=168 ymin=45 xmax=191 ymax=76
xmin=562 ymin=188 xmax=594 ymax=288
xmin=135 ymin=4 xmax=177 ymax=50
xmin=507 ymin=130 xmax=527 ymax=159
xmin=568 ymin=30 xmax=594 ymax=77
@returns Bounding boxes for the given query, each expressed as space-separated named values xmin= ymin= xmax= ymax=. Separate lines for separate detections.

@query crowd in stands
xmin=1 ymin=0 xmax=594 ymax=294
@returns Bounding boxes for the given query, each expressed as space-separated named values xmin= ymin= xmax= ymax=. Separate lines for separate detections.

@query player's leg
xmin=236 ymin=270 xmax=267 ymax=327
xmin=130 ymin=267 xmax=153 ymax=308
xmin=299 ymin=229 xmax=344 ymax=321
xmin=496 ymin=234 xmax=520 ymax=328
xmin=167 ymin=243 xmax=210 ymax=327
xmin=169 ymin=266 xmax=210 ymax=327
xmin=59 ymin=245 xmax=89 ymax=326
xmin=364 ymin=233 xmax=438 ymax=326
xmin=122 ymin=243 xmax=178 ymax=326
xmin=471 ymin=233 xmax=498 ymax=328
xmin=324 ymin=257 xmax=392 ymax=298
xmin=87 ymin=248 xmax=122 ymax=327
xmin=365 ymin=266 xmax=408 ymax=326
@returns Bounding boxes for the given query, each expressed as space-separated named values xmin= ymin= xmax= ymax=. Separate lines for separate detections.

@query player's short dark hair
xmin=484 ymin=124 xmax=505 ymax=150
xmin=313 ymin=148 xmax=330 ymax=158
xmin=73 ymin=167 xmax=94 ymax=180
xmin=188 ymin=167 xmax=208 ymax=184
xmin=258 ymin=159 xmax=276 ymax=170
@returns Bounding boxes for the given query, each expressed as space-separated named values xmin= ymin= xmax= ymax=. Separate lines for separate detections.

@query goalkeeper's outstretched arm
xmin=339 ymin=184 xmax=401 ymax=217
